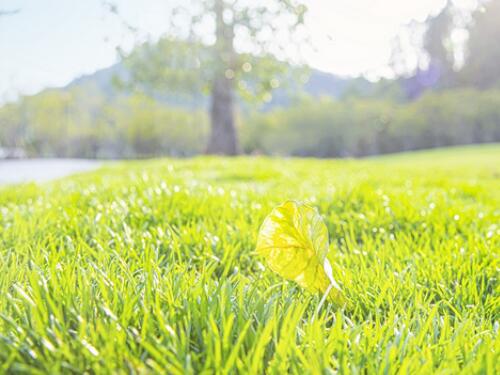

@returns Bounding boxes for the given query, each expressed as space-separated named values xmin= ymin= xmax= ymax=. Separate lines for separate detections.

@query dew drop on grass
xmin=81 ymin=339 xmax=100 ymax=357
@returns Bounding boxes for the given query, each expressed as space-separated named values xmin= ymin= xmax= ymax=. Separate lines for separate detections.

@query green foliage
xmin=104 ymin=94 xmax=208 ymax=157
xmin=120 ymin=39 xmax=212 ymax=95
xmin=2 ymin=88 xmax=500 ymax=158
xmin=460 ymin=0 xmax=500 ymax=88
xmin=0 ymin=145 xmax=498 ymax=373
xmin=242 ymin=89 xmax=500 ymax=156
xmin=120 ymin=38 xmax=305 ymax=106
xmin=422 ymin=2 xmax=454 ymax=86
xmin=0 ymin=90 xmax=209 ymax=158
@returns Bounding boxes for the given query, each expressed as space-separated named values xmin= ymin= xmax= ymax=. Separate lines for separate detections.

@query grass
xmin=0 ymin=144 xmax=499 ymax=374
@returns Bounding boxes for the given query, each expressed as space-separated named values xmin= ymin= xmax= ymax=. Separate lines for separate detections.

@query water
xmin=0 ymin=159 xmax=100 ymax=185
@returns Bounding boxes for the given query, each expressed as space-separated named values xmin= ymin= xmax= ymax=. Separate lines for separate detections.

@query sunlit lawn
xmin=0 ymin=145 xmax=498 ymax=373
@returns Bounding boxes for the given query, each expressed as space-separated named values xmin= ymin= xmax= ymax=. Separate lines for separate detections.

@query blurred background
xmin=1 ymin=0 xmax=499 ymax=163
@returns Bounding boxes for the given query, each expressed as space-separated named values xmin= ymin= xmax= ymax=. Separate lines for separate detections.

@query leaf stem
xmin=312 ymin=282 xmax=333 ymax=322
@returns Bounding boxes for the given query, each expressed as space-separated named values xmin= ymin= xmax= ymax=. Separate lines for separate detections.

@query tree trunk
xmin=206 ymin=0 xmax=239 ymax=155
xmin=207 ymin=73 xmax=238 ymax=155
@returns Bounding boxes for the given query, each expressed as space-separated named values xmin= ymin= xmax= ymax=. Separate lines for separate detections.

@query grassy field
xmin=0 ymin=145 xmax=499 ymax=374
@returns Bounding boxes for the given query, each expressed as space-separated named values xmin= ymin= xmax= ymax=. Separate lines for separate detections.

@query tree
xmin=460 ymin=0 xmax=500 ymax=88
xmin=118 ymin=0 xmax=308 ymax=155
xmin=389 ymin=2 xmax=456 ymax=99
xmin=422 ymin=1 xmax=455 ymax=87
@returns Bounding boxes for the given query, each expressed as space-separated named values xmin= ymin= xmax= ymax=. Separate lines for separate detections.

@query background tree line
xmin=1 ymin=87 xmax=499 ymax=158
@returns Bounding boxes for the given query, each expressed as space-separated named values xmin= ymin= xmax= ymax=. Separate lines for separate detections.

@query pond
xmin=0 ymin=159 xmax=100 ymax=185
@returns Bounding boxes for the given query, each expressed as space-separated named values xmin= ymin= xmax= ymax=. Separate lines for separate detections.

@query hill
xmin=65 ymin=60 xmax=376 ymax=110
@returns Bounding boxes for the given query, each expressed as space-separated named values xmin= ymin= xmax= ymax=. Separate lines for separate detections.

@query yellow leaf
xmin=256 ymin=201 xmax=344 ymax=305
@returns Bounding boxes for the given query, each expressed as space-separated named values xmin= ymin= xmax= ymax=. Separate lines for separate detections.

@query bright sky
xmin=0 ymin=0 xmax=476 ymax=102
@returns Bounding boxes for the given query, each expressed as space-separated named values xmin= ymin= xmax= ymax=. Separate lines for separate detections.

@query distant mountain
xmin=67 ymin=64 xmax=126 ymax=99
xmin=65 ymin=61 xmax=377 ymax=110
